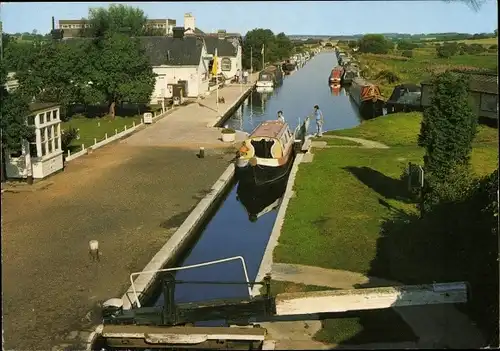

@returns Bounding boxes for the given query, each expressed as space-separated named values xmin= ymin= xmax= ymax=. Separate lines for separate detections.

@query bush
xmin=436 ymin=43 xmax=459 ymax=58
xmin=374 ymin=69 xmax=400 ymax=84
xmin=221 ymin=128 xmax=236 ymax=134
xmin=418 ymin=71 xmax=478 ymax=212
xmin=61 ymin=127 xmax=79 ymax=152
xmin=489 ymin=44 xmax=498 ymax=51
xmin=401 ymin=50 xmax=413 ymax=58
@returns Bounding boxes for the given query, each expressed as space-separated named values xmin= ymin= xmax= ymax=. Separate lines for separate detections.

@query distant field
xmin=436 ymin=37 xmax=498 ymax=46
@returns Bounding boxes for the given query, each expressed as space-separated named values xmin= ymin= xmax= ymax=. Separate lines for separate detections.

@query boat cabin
xmin=240 ymin=121 xmax=294 ymax=160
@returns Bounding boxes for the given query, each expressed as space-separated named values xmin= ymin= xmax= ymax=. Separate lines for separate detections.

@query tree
xmin=274 ymin=33 xmax=293 ymax=61
xmin=242 ymin=29 xmax=294 ymax=70
xmin=357 ymin=34 xmax=392 ymax=54
xmin=0 ymin=57 xmax=33 ymax=152
xmin=86 ymin=33 xmax=156 ymax=118
xmin=81 ymin=4 xmax=162 ymax=38
xmin=436 ymin=42 xmax=459 ymax=58
xmin=418 ymin=71 xmax=478 ymax=211
xmin=15 ymin=40 xmax=89 ymax=114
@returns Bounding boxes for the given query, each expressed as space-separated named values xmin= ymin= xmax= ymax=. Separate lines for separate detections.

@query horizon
xmin=0 ymin=1 xmax=498 ymax=36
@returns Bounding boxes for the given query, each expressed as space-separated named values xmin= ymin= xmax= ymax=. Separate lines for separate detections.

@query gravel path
xmin=313 ymin=135 xmax=390 ymax=149
xmin=1 ymin=144 xmax=234 ymax=350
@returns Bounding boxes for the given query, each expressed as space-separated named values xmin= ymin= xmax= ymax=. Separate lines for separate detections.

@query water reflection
xmin=236 ymin=175 xmax=288 ymax=223
xmin=225 ymin=52 xmax=362 ymax=134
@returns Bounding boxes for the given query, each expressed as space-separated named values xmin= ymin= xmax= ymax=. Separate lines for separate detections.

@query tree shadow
xmin=325 ymin=170 xmax=499 ymax=348
xmin=343 ymin=166 xmax=414 ymax=204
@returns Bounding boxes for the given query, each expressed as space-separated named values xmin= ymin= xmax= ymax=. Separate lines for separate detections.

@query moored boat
xmin=256 ymin=65 xmax=283 ymax=88
xmin=282 ymin=60 xmax=296 ymax=75
xmin=341 ymin=64 xmax=360 ymax=86
xmin=330 ymin=84 xmax=341 ymax=96
xmin=348 ymin=77 xmax=385 ymax=119
xmin=386 ymin=83 xmax=423 ymax=113
xmin=235 ymin=120 xmax=295 ymax=186
xmin=329 ymin=66 xmax=344 ymax=84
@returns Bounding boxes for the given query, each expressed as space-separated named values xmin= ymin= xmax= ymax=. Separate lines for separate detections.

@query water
xmin=225 ymin=52 xmax=362 ymax=134
xmin=152 ymin=176 xmax=288 ymax=311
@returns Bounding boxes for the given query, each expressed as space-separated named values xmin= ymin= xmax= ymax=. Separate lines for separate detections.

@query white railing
xmin=129 ymin=255 xmax=252 ymax=308
xmin=65 ymin=109 xmax=168 ymax=163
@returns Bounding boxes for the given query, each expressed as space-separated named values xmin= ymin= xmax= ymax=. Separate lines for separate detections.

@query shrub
xmin=61 ymin=127 xmax=79 ymax=152
xmin=221 ymin=128 xmax=236 ymax=134
xmin=418 ymin=71 xmax=478 ymax=212
xmin=401 ymin=50 xmax=413 ymax=58
xmin=374 ymin=69 xmax=400 ymax=84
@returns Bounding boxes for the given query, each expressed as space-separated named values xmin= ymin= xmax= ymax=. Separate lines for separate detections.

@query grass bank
xmin=274 ymin=111 xmax=498 ymax=345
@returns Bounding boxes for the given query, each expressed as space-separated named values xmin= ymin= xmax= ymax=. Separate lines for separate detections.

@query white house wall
xmin=151 ymin=66 xmax=199 ymax=101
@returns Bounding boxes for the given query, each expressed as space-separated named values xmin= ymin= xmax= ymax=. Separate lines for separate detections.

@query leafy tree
xmin=86 ymin=33 xmax=156 ymax=118
xmin=0 ymin=58 xmax=33 ymax=152
xmin=397 ymin=40 xmax=418 ymax=50
xmin=357 ymin=34 xmax=392 ymax=54
xmin=418 ymin=71 xmax=478 ymax=211
xmin=15 ymin=40 xmax=89 ymax=114
xmin=243 ymin=28 xmax=284 ymax=71
xmin=274 ymin=32 xmax=293 ymax=61
xmin=81 ymin=4 xmax=162 ymax=38
xmin=347 ymin=41 xmax=357 ymax=49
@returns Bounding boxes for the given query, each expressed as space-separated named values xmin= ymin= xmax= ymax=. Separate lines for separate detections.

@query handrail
xmin=129 ymin=256 xmax=252 ymax=308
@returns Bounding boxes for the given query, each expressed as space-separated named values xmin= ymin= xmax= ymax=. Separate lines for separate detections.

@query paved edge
xmin=318 ymin=135 xmax=390 ymax=149
xmin=82 ymin=164 xmax=235 ymax=351
xmin=251 ymin=152 xmax=305 ymax=296
xmin=121 ymin=163 xmax=236 ymax=309
xmin=209 ymin=85 xmax=255 ymax=128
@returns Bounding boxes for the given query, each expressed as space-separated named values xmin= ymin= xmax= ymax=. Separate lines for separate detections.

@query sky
xmin=0 ymin=1 xmax=498 ymax=36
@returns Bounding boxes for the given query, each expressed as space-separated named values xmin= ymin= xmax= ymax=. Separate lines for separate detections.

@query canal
xmin=148 ymin=51 xmax=361 ymax=319
xmin=225 ymin=51 xmax=362 ymax=134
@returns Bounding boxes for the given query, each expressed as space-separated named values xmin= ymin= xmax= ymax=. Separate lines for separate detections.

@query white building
xmin=203 ymin=33 xmax=243 ymax=81
xmin=5 ymin=103 xmax=64 ymax=180
xmin=140 ymin=36 xmax=210 ymax=102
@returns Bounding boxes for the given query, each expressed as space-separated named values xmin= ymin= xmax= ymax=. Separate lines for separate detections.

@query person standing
xmin=313 ymin=105 xmax=324 ymax=137
xmin=277 ymin=110 xmax=285 ymax=123
xmin=243 ymin=70 xmax=249 ymax=84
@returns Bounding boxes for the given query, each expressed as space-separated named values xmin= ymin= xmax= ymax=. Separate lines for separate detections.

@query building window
xmin=39 ymin=112 xmax=45 ymax=124
xmin=221 ymin=58 xmax=231 ymax=72
xmin=480 ymin=93 xmax=498 ymax=112
xmin=28 ymin=134 xmax=37 ymax=158
xmin=46 ymin=110 xmax=52 ymax=122
xmin=53 ymin=109 xmax=59 ymax=121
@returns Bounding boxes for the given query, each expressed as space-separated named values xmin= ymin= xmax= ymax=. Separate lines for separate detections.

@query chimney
xmin=217 ymin=29 xmax=226 ymax=40
xmin=184 ymin=13 xmax=195 ymax=34
xmin=173 ymin=27 xmax=185 ymax=39
xmin=52 ymin=16 xmax=55 ymax=30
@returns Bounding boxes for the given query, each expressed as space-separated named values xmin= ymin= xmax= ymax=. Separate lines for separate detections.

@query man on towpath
xmin=313 ymin=105 xmax=324 ymax=137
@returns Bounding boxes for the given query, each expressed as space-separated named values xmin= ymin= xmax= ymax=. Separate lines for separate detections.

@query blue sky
xmin=0 ymin=1 xmax=497 ymax=36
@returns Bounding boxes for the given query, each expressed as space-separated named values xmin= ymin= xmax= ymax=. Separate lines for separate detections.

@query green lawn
xmin=275 ymin=111 xmax=498 ymax=345
xmin=314 ymin=137 xmax=362 ymax=146
xmin=62 ymin=115 xmax=142 ymax=150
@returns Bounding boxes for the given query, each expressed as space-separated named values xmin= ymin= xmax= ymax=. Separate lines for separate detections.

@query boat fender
xmin=249 ymin=158 xmax=258 ymax=167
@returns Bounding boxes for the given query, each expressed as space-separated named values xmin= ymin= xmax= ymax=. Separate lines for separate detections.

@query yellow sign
xmin=212 ymin=49 xmax=218 ymax=76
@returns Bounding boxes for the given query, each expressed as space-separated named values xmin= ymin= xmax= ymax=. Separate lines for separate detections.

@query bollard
xmin=97 ymin=122 xmax=100 ymax=127
xmin=199 ymin=147 xmax=205 ymax=158
xmin=89 ymin=240 xmax=99 ymax=262
xmin=67 ymin=150 xmax=71 ymax=157
xmin=124 ymin=125 xmax=127 ymax=131
xmin=81 ymin=144 xmax=85 ymax=151
xmin=105 ymin=133 xmax=108 ymax=139
xmin=94 ymin=138 xmax=97 ymax=145
xmin=133 ymin=121 xmax=136 ymax=127
xmin=115 ymin=129 xmax=118 ymax=135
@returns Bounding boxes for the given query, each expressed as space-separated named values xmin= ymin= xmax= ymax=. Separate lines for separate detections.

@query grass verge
xmin=62 ymin=115 xmax=143 ymax=151
xmin=275 ymin=111 xmax=498 ymax=345
xmin=314 ymin=137 xmax=362 ymax=146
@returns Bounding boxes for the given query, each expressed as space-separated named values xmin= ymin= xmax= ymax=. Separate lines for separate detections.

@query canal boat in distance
xmin=386 ymin=83 xmax=423 ymax=113
xmin=341 ymin=64 xmax=360 ymax=86
xmin=329 ymin=66 xmax=344 ymax=85
xmin=349 ymin=77 xmax=385 ymax=119
xmin=235 ymin=120 xmax=295 ymax=187
xmin=236 ymin=174 xmax=288 ymax=222
xmin=256 ymin=66 xmax=283 ymax=88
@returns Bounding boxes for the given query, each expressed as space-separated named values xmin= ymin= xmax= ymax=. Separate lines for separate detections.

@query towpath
xmin=1 ymin=80 xmax=255 ymax=350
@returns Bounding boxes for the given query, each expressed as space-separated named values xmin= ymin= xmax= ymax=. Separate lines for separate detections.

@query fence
xmin=65 ymin=109 xmax=167 ymax=163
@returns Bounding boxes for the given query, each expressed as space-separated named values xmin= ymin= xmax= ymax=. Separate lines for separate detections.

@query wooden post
xmin=115 ymin=129 xmax=118 ymax=135
xmin=162 ymin=274 xmax=176 ymax=325
xmin=81 ymin=144 xmax=85 ymax=151
xmin=124 ymin=125 xmax=127 ymax=131
xmin=105 ymin=133 xmax=108 ymax=139
xmin=133 ymin=121 xmax=136 ymax=127
xmin=94 ymin=138 xmax=97 ymax=145
xmin=67 ymin=150 xmax=71 ymax=157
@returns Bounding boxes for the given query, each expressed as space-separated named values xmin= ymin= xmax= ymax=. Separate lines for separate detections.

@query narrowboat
xmin=348 ymin=77 xmax=385 ymax=119
xmin=329 ymin=66 xmax=344 ymax=84
xmin=341 ymin=65 xmax=360 ymax=86
xmin=330 ymin=84 xmax=341 ymax=96
xmin=386 ymin=83 xmax=423 ymax=113
xmin=236 ymin=174 xmax=288 ymax=222
xmin=256 ymin=66 xmax=283 ymax=88
xmin=282 ymin=60 xmax=296 ymax=75
xmin=235 ymin=120 xmax=295 ymax=186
